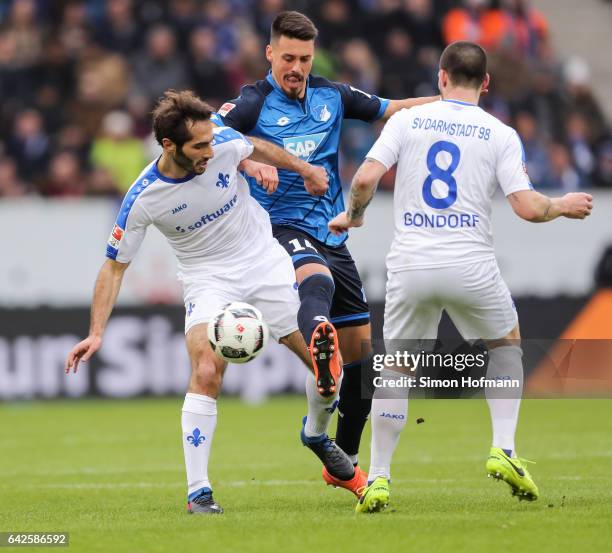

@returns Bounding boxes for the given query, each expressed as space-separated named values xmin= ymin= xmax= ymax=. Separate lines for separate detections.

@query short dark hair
xmin=271 ymin=11 xmax=318 ymax=42
xmin=152 ymin=90 xmax=213 ymax=147
xmin=440 ymin=41 xmax=487 ymax=89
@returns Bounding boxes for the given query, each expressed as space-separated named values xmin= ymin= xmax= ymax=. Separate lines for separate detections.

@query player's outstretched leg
xmin=183 ymin=324 xmax=225 ymax=514
xmin=296 ymin=273 xmax=341 ymax=396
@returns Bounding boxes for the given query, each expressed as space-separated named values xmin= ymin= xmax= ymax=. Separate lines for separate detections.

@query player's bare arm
xmin=507 ymin=190 xmax=593 ymax=222
xmin=381 ymin=96 xmax=440 ymax=120
xmin=65 ymin=259 xmax=129 ymax=373
xmin=247 ymin=135 xmax=329 ymax=196
xmin=328 ymin=158 xmax=388 ymax=235
xmin=238 ymin=158 xmax=279 ymax=194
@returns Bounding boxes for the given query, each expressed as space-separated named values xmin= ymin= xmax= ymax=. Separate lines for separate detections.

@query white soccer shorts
xmin=384 ymin=258 xmax=518 ymax=342
xmin=181 ymin=241 xmax=300 ymax=341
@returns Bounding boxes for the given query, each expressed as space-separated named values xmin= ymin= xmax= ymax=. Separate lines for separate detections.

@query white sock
xmin=182 ymin=393 xmax=217 ymax=498
xmin=368 ymin=369 xmax=408 ymax=481
xmin=485 ymin=345 xmax=524 ymax=455
xmin=304 ymin=371 xmax=341 ymax=438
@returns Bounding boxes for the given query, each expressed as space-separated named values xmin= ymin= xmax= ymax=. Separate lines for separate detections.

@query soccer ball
xmin=207 ymin=302 xmax=269 ymax=363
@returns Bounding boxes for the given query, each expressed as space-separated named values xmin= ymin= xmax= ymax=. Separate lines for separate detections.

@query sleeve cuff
xmin=376 ymin=98 xmax=390 ymax=120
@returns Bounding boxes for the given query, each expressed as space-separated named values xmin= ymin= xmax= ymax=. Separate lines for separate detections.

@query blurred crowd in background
xmin=0 ymin=0 xmax=611 ymax=198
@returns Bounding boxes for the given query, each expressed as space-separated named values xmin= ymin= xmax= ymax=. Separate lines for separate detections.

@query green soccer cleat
xmin=486 ymin=447 xmax=539 ymax=501
xmin=355 ymin=477 xmax=390 ymax=513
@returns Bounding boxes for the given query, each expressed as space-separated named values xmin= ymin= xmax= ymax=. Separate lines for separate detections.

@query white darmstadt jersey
xmin=106 ymin=126 xmax=275 ymax=277
xmin=367 ymin=99 xmax=532 ymax=271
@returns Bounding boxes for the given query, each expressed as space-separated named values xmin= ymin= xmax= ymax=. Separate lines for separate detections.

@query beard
xmin=283 ymin=73 xmax=304 ymax=99
xmin=173 ymin=146 xmax=200 ymax=174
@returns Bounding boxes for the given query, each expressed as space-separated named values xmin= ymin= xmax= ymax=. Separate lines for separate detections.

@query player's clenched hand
xmin=303 ymin=165 xmax=328 ymax=196
xmin=562 ymin=192 xmax=593 ymax=219
xmin=240 ymin=159 xmax=279 ymax=194
xmin=328 ymin=211 xmax=363 ymax=236
xmin=65 ymin=335 xmax=102 ymax=374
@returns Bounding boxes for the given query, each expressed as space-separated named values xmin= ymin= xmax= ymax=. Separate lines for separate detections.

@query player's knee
xmin=295 ymin=263 xmax=332 ymax=285
xmin=190 ymin=356 xmax=223 ymax=396
xmin=297 ymin=273 xmax=335 ymax=303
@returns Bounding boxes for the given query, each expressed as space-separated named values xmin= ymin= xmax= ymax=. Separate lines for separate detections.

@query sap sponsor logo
xmin=380 ymin=412 xmax=405 ymax=420
xmin=312 ymin=104 xmax=331 ymax=122
xmin=175 ymin=194 xmax=238 ymax=233
xmin=218 ymin=102 xmax=236 ymax=117
xmin=172 ymin=203 xmax=188 ymax=215
xmin=283 ymin=132 xmax=327 ymax=160
xmin=277 ymin=116 xmax=290 ymax=126
xmin=107 ymin=224 xmax=124 ymax=249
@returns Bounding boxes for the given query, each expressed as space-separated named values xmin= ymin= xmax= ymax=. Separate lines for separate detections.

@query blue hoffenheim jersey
xmin=218 ymin=73 xmax=388 ymax=246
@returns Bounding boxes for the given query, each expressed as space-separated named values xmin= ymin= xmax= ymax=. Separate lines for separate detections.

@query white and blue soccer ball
xmin=207 ymin=302 xmax=269 ymax=363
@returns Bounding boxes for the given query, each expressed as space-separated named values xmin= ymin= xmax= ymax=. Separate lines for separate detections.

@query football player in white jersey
xmin=65 ymin=90 xmax=357 ymax=514
xmin=329 ymin=42 xmax=593 ymax=512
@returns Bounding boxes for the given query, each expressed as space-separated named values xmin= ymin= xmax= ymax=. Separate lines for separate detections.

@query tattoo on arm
xmin=348 ymin=187 xmax=375 ymax=219
xmin=348 ymin=159 xmax=379 ymax=220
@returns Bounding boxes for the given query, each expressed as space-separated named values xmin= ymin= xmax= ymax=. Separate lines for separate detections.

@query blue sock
xmin=188 ymin=487 xmax=212 ymax=501
xmin=297 ymin=273 xmax=335 ymax=344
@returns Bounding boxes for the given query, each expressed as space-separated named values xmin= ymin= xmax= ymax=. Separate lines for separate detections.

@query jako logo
xmin=172 ymin=203 xmax=187 ymax=215
xmin=380 ymin=412 xmax=405 ymax=420
xmin=283 ymin=133 xmax=327 ymax=160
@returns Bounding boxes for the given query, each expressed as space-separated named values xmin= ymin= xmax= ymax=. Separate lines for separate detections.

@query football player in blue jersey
xmin=215 ymin=11 xmax=439 ymax=496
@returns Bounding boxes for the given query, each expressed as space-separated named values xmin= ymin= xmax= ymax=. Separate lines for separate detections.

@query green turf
xmin=1 ymin=397 xmax=610 ymax=553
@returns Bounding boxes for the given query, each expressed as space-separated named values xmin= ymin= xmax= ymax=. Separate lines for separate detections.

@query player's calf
xmin=297 ymin=272 xmax=335 ymax=344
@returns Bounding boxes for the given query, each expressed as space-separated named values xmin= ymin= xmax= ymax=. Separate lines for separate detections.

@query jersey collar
xmin=442 ymin=99 xmax=477 ymax=107
xmin=152 ymin=157 xmax=195 ymax=183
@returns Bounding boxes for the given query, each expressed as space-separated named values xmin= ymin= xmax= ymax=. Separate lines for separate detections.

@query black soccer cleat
xmin=187 ymin=488 xmax=224 ymax=514
xmin=300 ymin=416 xmax=355 ymax=481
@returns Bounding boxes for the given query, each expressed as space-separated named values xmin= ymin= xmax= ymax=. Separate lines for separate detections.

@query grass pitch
xmin=0 ymin=397 xmax=610 ymax=553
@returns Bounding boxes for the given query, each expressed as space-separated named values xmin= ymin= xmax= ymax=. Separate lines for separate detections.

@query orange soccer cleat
xmin=322 ymin=464 xmax=368 ymax=498
xmin=309 ymin=321 xmax=342 ymax=397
